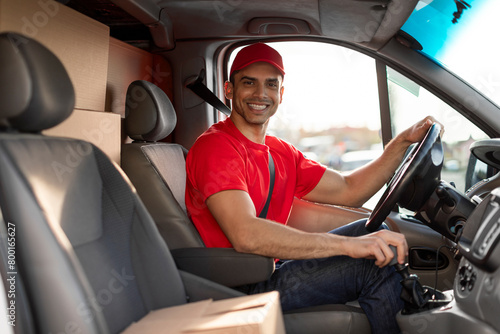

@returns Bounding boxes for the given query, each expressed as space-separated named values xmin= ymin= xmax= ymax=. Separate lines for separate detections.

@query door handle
xmin=409 ymin=247 xmax=449 ymax=270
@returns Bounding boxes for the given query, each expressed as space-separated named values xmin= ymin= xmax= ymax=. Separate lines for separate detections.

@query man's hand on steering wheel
xmin=365 ymin=116 xmax=445 ymax=233
xmin=398 ymin=116 xmax=444 ymax=146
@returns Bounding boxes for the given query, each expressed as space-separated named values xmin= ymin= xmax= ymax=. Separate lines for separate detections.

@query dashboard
xmin=455 ymin=188 xmax=500 ymax=332
xmin=398 ymin=139 xmax=500 ymax=334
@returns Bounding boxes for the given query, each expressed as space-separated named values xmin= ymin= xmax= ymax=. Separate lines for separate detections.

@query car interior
xmin=1 ymin=0 xmax=500 ymax=333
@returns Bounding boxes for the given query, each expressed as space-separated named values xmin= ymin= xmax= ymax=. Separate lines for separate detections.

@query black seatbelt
xmin=186 ymin=69 xmax=232 ymax=116
xmin=259 ymin=152 xmax=275 ymax=218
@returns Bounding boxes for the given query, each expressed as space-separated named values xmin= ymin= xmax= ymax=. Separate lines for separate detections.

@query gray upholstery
xmin=121 ymin=141 xmax=204 ymax=249
xmin=122 ymin=80 xmax=202 ymax=249
xmin=0 ymin=32 xmax=74 ymax=131
xmin=0 ymin=32 xmax=372 ymax=334
xmin=0 ymin=135 xmax=189 ymax=333
xmin=283 ymin=305 xmax=371 ymax=334
xmin=141 ymin=144 xmax=187 ymax=212
xmin=125 ymin=80 xmax=176 ymax=141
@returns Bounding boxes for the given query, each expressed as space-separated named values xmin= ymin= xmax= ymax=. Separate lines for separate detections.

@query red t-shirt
xmin=185 ymin=118 xmax=326 ymax=248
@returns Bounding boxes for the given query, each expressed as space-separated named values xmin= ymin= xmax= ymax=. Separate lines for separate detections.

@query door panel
xmin=387 ymin=211 xmax=458 ymax=291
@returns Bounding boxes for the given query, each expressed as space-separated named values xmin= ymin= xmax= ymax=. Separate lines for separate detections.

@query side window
xmin=228 ymin=42 xmax=490 ymax=208
xmin=244 ymin=42 xmax=384 ymax=208
xmin=386 ymin=67 xmax=488 ymax=194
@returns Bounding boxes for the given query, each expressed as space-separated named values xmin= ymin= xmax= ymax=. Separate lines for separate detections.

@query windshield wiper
xmin=452 ymin=0 xmax=471 ymax=24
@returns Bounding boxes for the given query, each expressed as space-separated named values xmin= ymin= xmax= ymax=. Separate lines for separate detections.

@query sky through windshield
xmin=402 ymin=0 xmax=500 ymax=107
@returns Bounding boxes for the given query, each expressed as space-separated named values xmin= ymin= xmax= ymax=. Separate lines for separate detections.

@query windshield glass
xmin=402 ymin=0 xmax=500 ymax=107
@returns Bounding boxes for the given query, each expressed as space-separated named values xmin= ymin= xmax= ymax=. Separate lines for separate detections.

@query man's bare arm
xmin=303 ymin=116 xmax=440 ymax=208
xmin=287 ymin=197 xmax=370 ymax=233
xmin=206 ymin=189 xmax=407 ymax=266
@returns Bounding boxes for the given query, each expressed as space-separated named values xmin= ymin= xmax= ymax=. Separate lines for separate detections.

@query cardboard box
xmin=0 ymin=0 xmax=110 ymax=111
xmin=106 ymin=38 xmax=153 ymax=116
xmin=122 ymin=291 xmax=285 ymax=334
xmin=106 ymin=38 xmax=173 ymax=116
xmin=44 ymin=109 xmax=121 ymax=164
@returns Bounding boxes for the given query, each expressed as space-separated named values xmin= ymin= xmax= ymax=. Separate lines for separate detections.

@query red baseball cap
xmin=230 ymin=43 xmax=285 ymax=78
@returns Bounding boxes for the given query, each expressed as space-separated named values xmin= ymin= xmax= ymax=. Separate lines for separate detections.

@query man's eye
xmin=267 ymin=82 xmax=278 ymax=88
xmin=243 ymin=81 xmax=254 ymax=85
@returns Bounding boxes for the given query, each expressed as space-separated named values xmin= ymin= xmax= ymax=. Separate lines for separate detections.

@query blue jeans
xmin=239 ymin=220 xmax=403 ymax=334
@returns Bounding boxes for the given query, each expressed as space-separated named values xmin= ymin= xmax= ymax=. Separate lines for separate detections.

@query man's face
xmin=226 ymin=62 xmax=284 ymax=126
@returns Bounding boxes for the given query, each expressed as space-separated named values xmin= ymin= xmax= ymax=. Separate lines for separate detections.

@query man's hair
xmin=229 ymin=70 xmax=240 ymax=85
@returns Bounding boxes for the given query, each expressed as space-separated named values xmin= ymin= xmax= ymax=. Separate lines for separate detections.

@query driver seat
xmin=121 ymin=80 xmax=275 ymax=288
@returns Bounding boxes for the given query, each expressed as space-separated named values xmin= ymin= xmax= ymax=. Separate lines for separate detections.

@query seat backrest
xmin=0 ymin=33 xmax=188 ymax=334
xmin=121 ymin=80 xmax=205 ymax=249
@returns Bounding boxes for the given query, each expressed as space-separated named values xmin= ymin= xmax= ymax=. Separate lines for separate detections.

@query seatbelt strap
xmin=186 ymin=69 xmax=232 ymax=116
xmin=259 ymin=152 xmax=275 ymax=218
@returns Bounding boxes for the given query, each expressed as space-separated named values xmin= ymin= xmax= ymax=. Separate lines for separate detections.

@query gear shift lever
xmin=389 ymin=246 xmax=447 ymax=314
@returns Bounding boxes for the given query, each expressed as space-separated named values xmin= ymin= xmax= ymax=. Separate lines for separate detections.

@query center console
xmin=396 ymin=188 xmax=500 ymax=334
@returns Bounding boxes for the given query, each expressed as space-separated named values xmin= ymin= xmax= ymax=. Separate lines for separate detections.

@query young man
xmin=185 ymin=43 xmax=440 ymax=333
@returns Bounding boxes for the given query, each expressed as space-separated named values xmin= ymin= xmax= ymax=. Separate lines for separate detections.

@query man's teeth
xmin=248 ymin=104 xmax=267 ymax=110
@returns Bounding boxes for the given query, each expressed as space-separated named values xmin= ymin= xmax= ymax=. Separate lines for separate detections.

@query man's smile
xmin=247 ymin=102 xmax=270 ymax=112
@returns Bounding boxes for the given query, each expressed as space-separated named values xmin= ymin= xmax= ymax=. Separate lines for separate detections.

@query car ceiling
xmin=63 ymin=0 xmax=419 ymax=51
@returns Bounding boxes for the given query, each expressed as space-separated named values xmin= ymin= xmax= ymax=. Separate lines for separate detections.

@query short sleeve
xmin=186 ymin=133 xmax=248 ymax=202
xmin=292 ymin=146 xmax=327 ymax=198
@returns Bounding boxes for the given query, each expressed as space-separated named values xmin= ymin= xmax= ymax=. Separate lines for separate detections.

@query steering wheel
xmin=365 ymin=123 xmax=443 ymax=232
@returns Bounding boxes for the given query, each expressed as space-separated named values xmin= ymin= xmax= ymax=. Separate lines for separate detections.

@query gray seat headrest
xmin=0 ymin=32 xmax=75 ymax=132
xmin=125 ymin=80 xmax=177 ymax=142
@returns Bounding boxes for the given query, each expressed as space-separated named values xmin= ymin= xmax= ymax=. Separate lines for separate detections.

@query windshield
xmin=402 ymin=0 xmax=500 ymax=107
